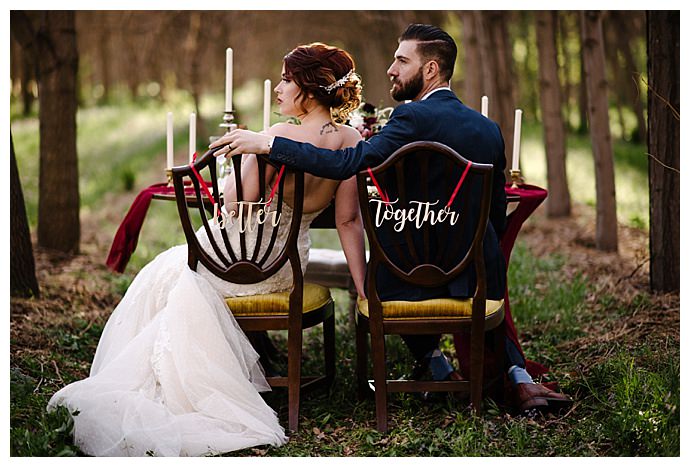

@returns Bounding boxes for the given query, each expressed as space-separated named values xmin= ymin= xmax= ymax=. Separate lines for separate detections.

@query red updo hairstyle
xmin=283 ymin=42 xmax=362 ymax=123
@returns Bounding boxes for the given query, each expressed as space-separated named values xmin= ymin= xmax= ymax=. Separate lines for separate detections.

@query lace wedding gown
xmin=48 ymin=203 xmax=322 ymax=456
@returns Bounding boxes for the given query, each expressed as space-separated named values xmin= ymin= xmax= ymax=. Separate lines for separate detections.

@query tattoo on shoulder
xmin=320 ymin=122 xmax=338 ymax=135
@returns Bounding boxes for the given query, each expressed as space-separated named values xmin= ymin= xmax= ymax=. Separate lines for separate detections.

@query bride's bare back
xmin=266 ymin=121 xmax=362 ymax=213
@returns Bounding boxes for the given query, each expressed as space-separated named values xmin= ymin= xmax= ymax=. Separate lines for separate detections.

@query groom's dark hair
xmin=399 ymin=24 xmax=457 ymax=81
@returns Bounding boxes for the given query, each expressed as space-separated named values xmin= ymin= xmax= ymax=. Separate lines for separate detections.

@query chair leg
xmin=287 ymin=326 xmax=302 ymax=432
xmin=470 ymin=326 xmax=486 ymax=416
xmin=370 ymin=326 xmax=388 ymax=432
xmin=355 ymin=319 xmax=369 ymax=401
xmin=323 ymin=310 xmax=336 ymax=385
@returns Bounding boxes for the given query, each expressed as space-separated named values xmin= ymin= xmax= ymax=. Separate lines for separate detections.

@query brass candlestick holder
xmin=219 ymin=110 xmax=237 ymax=135
xmin=215 ymin=110 xmax=238 ymax=192
xmin=164 ymin=111 xmax=238 ymax=188
xmin=510 ymin=169 xmax=522 ymax=189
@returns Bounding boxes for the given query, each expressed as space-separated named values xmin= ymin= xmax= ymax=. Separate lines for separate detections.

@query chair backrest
xmin=356 ymin=141 xmax=494 ymax=303
xmin=172 ymin=149 xmax=304 ymax=287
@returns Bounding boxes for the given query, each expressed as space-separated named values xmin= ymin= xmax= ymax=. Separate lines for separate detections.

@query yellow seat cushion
xmin=357 ymin=296 xmax=504 ymax=320
xmin=227 ymin=282 xmax=332 ymax=316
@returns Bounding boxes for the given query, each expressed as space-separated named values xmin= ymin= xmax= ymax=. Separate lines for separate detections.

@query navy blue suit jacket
xmin=270 ymin=89 xmax=507 ymax=300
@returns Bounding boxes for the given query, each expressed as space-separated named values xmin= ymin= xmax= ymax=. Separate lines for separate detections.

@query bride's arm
xmin=334 ymin=176 xmax=367 ymax=299
xmin=222 ymin=154 xmax=273 ymax=203
xmin=223 ymin=126 xmax=291 ymax=204
xmin=334 ymin=128 xmax=367 ymax=299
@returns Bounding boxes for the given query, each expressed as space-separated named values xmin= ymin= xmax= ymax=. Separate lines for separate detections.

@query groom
xmin=212 ymin=23 xmax=571 ymax=414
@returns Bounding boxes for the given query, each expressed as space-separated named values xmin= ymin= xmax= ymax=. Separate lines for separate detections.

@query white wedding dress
xmin=48 ymin=203 xmax=322 ymax=456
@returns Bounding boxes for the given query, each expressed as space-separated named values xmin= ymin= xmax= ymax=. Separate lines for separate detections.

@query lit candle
xmin=512 ymin=109 xmax=523 ymax=171
xmin=225 ymin=48 xmax=233 ymax=111
xmin=481 ymin=95 xmax=489 ymax=117
xmin=189 ymin=112 xmax=196 ymax=163
xmin=166 ymin=112 xmax=173 ymax=169
xmin=263 ymin=79 xmax=271 ymax=131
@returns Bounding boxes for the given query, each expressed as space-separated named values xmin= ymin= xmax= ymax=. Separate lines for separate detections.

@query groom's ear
xmin=424 ymin=60 xmax=440 ymax=80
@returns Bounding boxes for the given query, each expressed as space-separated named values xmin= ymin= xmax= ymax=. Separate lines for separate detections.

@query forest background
xmin=9 ymin=9 xmax=680 ymax=456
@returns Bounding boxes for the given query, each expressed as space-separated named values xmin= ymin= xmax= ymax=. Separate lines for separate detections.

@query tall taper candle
xmin=225 ymin=48 xmax=233 ymax=111
xmin=166 ymin=112 xmax=173 ymax=168
xmin=263 ymin=79 xmax=271 ymax=131
xmin=512 ymin=109 xmax=523 ymax=171
xmin=481 ymin=95 xmax=489 ymax=117
xmin=189 ymin=112 xmax=196 ymax=163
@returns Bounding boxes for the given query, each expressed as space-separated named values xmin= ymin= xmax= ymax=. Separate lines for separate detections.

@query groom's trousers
xmin=401 ymin=334 xmax=526 ymax=372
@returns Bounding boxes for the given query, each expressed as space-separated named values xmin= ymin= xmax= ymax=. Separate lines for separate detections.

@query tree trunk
xmin=97 ymin=15 xmax=112 ymax=103
xmin=557 ymin=12 xmax=573 ymax=131
xmin=603 ymin=13 xmax=630 ymax=140
xmin=518 ymin=12 xmax=538 ymax=119
xmin=11 ymin=36 xmax=35 ymax=116
xmin=611 ymin=11 xmax=647 ymax=144
xmin=476 ymin=11 xmax=517 ymax=175
xmin=11 ymin=11 xmax=81 ymax=253
xmin=577 ymin=14 xmax=589 ymax=134
xmin=10 ymin=134 xmax=40 ymax=298
xmin=647 ymin=11 xmax=679 ymax=292
xmin=22 ymin=52 xmax=35 ymax=116
xmin=536 ymin=11 xmax=571 ymax=217
xmin=581 ymin=11 xmax=618 ymax=252
xmin=461 ymin=12 xmax=482 ymax=111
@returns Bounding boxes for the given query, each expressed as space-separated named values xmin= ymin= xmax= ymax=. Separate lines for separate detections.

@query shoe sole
xmin=543 ymin=397 xmax=574 ymax=410
xmin=521 ymin=398 xmax=572 ymax=417
xmin=519 ymin=397 xmax=549 ymax=413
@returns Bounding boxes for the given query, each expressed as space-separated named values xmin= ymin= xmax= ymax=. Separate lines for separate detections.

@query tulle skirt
xmin=48 ymin=245 xmax=287 ymax=456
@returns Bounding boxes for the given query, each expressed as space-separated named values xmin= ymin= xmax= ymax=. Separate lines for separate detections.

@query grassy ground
xmin=10 ymin=98 xmax=679 ymax=456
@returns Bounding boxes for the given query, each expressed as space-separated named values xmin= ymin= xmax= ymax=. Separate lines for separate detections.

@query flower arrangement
xmin=347 ymin=103 xmax=393 ymax=140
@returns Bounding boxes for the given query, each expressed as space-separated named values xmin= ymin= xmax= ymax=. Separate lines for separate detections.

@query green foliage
xmin=120 ymin=167 xmax=136 ymax=191
xmin=521 ymin=122 xmax=649 ymax=229
xmin=508 ymin=243 xmax=588 ymax=350
xmin=10 ymin=367 xmax=80 ymax=456
xmin=579 ymin=348 xmax=680 ymax=456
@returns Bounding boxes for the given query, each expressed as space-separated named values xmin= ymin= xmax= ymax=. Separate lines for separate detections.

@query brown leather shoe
xmin=516 ymin=383 xmax=573 ymax=414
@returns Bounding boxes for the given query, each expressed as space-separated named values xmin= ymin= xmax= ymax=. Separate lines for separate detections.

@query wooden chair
xmin=172 ymin=149 xmax=336 ymax=432
xmin=354 ymin=141 xmax=505 ymax=432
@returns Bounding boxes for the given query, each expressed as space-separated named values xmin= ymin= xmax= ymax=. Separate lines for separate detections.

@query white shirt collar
xmin=420 ymin=86 xmax=452 ymax=101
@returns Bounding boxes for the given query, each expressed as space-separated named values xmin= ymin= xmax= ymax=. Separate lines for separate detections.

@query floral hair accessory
xmin=321 ymin=69 xmax=355 ymax=93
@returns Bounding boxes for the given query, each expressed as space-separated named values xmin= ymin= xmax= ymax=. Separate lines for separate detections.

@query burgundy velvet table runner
xmin=106 ymin=183 xmax=198 ymax=273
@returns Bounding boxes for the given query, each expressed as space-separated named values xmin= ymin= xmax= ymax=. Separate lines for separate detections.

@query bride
xmin=48 ymin=42 xmax=367 ymax=457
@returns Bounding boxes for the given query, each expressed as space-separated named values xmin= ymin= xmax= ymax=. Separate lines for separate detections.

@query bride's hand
xmin=209 ymin=129 xmax=272 ymax=158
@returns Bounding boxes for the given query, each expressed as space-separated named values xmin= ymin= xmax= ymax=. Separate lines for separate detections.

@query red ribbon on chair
xmin=446 ymin=161 xmax=472 ymax=208
xmin=189 ymin=152 xmax=217 ymax=206
xmin=367 ymin=167 xmax=390 ymax=203
xmin=366 ymin=162 xmax=472 ymax=207
xmin=266 ymin=165 xmax=286 ymax=208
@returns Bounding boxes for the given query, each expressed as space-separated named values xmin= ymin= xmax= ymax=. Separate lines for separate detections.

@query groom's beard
xmin=390 ymin=67 xmax=424 ymax=101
